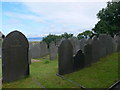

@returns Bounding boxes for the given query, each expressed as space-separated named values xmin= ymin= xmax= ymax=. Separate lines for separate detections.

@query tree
xmin=61 ymin=32 xmax=73 ymax=39
xmin=77 ymin=30 xmax=93 ymax=39
xmin=92 ymin=1 xmax=120 ymax=36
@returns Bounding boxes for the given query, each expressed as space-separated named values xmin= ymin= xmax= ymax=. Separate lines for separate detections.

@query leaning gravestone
xmin=2 ymin=31 xmax=29 ymax=83
xmin=58 ymin=39 xmax=73 ymax=75
xmin=84 ymin=44 xmax=92 ymax=67
xmin=91 ymin=36 xmax=100 ymax=63
xmin=49 ymin=42 xmax=58 ymax=60
xmin=73 ymin=50 xmax=85 ymax=71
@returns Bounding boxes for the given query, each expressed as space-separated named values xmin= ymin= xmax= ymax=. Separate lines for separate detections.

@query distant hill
xmin=27 ymin=37 xmax=43 ymax=41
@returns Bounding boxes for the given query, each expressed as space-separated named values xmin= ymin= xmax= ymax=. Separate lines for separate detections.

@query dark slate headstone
xmin=91 ymin=36 xmax=100 ymax=63
xmin=2 ymin=31 xmax=29 ymax=83
xmin=49 ymin=42 xmax=58 ymax=60
xmin=31 ymin=43 xmax=40 ymax=58
xmin=73 ymin=50 xmax=85 ymax=71
xmin=58 ymin=39 xmax=73 ymax=75
xmin=84 ymin=44 xmax=92 ymax=67
xmin=79 ymin=38 xmax=87 ymax=53
xmin=28 ymin=49 xmax=32 ymax=64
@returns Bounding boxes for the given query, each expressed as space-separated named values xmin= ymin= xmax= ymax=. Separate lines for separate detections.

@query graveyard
xmin=1 ymin=52 xmax=118 ymax=88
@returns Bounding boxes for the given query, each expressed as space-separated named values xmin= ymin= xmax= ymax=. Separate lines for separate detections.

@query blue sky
xmin=1 ymin=0 xmax=111 ymax=38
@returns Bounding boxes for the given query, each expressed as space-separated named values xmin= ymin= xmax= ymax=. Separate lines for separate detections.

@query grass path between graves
xmin=2 ymin=53 xmax=119 ymax=88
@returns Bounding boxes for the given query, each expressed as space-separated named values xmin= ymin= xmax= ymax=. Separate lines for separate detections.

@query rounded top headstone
xmin=2 ymin=30 xmax=29 ymax=49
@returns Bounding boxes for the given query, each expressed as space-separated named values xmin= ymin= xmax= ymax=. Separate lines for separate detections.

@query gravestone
xmin=49 ymin=42 xmax=58 ymax=60
xmin=79 ymin=38 xmax=87 ymax=53
xmin=28 ymin=49 xmax=32 ymax=64
xmin=86 ymin=38 xmax=92 ymax=45
xmin=31 ymin=43 xmax=40 ymax=58
xmin=58 ymin=39 xmax=73 ymax=75
xmin=106 ymin=35 xmax=113 ymax=54
xmin=73 ymin=50 xmax=85 ymax=71
xmin=117 ymin=36 xmax=120 ymax=52
xmin=91 ymin=36 xmax=100 ymax=63
xmin=99 ymin=34 xmax=108 ymax=58
xmin=69 ymin=38 xmax=80 ymax=55
xmin=84 ymin=44 xmax=92 ymax=67
xmin=2 ymin=31 xmax=29 ymax=83
xmin=40 ymin=42 xmax=48 ymax=57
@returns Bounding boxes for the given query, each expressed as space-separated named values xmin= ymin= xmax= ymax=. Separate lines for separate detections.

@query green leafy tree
xmin=61 ymin=32 xmax=73 ymax=39
xmin=93 ymin=1 xmax=120 ymax=36
xmin=77 ymin=30 xmax=93 ymax=39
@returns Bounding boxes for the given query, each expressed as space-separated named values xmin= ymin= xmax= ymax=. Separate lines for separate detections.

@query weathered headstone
xmin=40 ymin=42 xmax=48 ymax=57
xmin=79 ymin=38 xmax=87 ymax=53
xmin=2 ymin=31 xmax=29 ymax=83
xmin=58 ymin=39 xmax=73 ymax=75
xmin=84 ymin=44 xmax=92 ymax=67
xmin=31 ymin=43 xmax=40 ymax=58
xmin=49 ymin=42 xmax=58 ymax=60
xmin=106 ymin=35 xmax=113 ymax=54
xmin=91 ymin=36 xmax=100 ymax=63
xmin=116 ymin=36 xmax=120 ymax=52
xmin=73 ymin=50 xmax=85 ymax=71
xmin=99 ymin=34 xmax=108 ymax=58
xmin=69 ymin=38 xmax=80 ymax=55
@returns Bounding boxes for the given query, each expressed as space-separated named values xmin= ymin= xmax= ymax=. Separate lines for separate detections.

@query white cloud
xmin=2 ymin=0 xmax=112 ymax=2
xmin=4 ymin=12 xmax=45 ymax=23
xmin=22 ymin=2 xmax=106 ymax=29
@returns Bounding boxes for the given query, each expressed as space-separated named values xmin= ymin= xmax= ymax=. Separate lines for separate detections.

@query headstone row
xmin=58 ymin=34 xmax=120 ymax=75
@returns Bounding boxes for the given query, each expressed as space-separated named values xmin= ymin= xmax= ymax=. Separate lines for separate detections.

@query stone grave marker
xmin=2 ymin=31 xmax=29 ymax=83
xmin=49 ymin=42 xmax=58 ymax=60
xmin=73 ymin=50 xmax=85 ymax=71
xmin=79 ymin=38 xmax=87 ymax=53
xmin=58 ymin=39 xmax=73 ymax=75
xmin=84 ymin=44 xmax=92 ymax=67
xmin=91 ymin=36 xmax=100 ymax=63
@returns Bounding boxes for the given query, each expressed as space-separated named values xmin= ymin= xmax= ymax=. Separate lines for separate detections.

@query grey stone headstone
xmin=79 ymin=38 xmax=87 ymax=53
xmin=58 ymin=39 xmax=73 ymax=75
xmin=86 ymin=38 xmax=92 ymax=45
xmin=91 ymin=36 xmax=100 ymax=63
xmin=2 ymin=31 xmax=29 ymax=83
xmin=84 ymin=44 xmax=92 ymax=67
xmin=40 ymin=42 xmax=48 ymax=57
xmin=116 ymin=36 xmax=120 ymax=52
xmin=106 ymin=35 xmax=113 ymax=54
xmin=49 ymin=42 xmax=58 ymax=60
xmin=73 ymin=50 xmax=85 ymax=71
xmin=99 ymin=34 xmax=108 ymax=58
xmin=69 ymin=38 xmax=80 ymax=55
xmin=31 ymin=43 xmax=40 ymax=59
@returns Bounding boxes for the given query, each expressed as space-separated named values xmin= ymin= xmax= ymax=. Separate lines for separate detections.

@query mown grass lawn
xmin=2 ymin=53 xmax=119 ymax=88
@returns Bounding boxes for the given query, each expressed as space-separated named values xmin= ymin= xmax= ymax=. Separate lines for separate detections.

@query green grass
xmin=2 ymin=53 xmax=119 ymax=88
